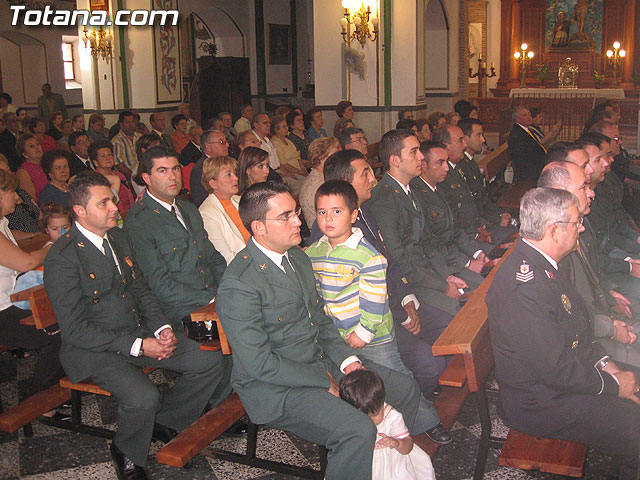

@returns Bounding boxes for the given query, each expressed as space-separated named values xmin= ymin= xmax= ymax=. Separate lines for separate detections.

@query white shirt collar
xmin=416 ymin=175 xmax=437 ymax=192
xmin=251 ymin=237 xmax=292 ymax=273
xmin=75 ymin=221 xmax=109 ymax=252
xmin=387 ymin=173 xmax=411 ymax=195
xmin=516 ymin=122 xmax=530 ymax=132
xmin=317 ymin=227 xmax=364 ymax=251
xmin=146 ymin=190 xmax=176 ymax=212
xmin=522 ymin=238 xmax=558 ymax=270
xmin=152 ymin=129 xmax=164 ymax=137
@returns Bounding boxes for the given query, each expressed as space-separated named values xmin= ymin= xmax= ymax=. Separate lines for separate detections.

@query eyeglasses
xmin=207 ymin=139 xmax=228 ymax=145
xmin=262 ymin=207 xmax=301 ymax=223
xmin=556 ymin=216 xmax=584 ymax=227
xmin=611 ymin=136 xmax=622 ymax=142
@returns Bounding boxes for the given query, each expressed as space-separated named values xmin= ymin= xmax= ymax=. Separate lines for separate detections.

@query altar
xmin=509 ymin=88 xmax=625 ymax=99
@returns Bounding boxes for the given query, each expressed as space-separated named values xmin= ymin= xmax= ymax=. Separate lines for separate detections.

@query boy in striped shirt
xmin=305 ymin=180 xmax=413 ymax=376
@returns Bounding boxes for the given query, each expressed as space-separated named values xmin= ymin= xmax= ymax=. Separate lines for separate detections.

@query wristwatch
xmin=596 ymin=355 xmax=611 ymax=371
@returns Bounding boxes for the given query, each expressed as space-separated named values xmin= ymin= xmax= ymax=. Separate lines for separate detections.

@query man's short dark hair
xmin=239 ymin=181 xmax=291 ymax=234
xmin=15 ymin=107 xmax=26 ymax=117
xmin=118 ymin=111 xmax=134 ymax=124
xmin=337 ymin=126 xmax=365 ymax=149
xmin=458 ymin=118 xmax=482 ymax=137
xmin=88 ymin=140 xmax=114 ymax=163
xmin=546 ymin=141 xmax=578 ymax=164
xmin=577 ymin=133 xmax=610 ymax=150
xmin=323 ymin=150 xmax=365 ymax=183
xmin=68 ymin=130 xmax=88 ymax=147
xmin=395 ymin=119 xmax=416 ymax=131
xmin=68 ymin=172 xmax=112 ymax=218
xmin=431 ymin=124 xmax=452 ymax=144
xmin=339 ymin=369 xmax=385 ymax=416
xmin=379 ymin=129 xmax=414 ymax=170
xmin=315 ymin=180 xmax=358 ymax=213
xmin=307 ymin=107 xmax=322 ymax=121
xmin=454 ymin=100 xmax=477 ymax=120
xmin=139 ymin=145 xmax=178 ymax=177
xmin=419 ymin=140 xmax=447 ymax=163
xmin=72 ymin=114 xmax=84 ymax=123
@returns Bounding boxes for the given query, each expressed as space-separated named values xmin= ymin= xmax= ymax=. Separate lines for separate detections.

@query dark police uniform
xmin=487 ymin=239 xmax=640 ymax=479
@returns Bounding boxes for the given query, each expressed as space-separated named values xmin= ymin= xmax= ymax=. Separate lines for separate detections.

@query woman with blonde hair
xmin=270 ymin=114 xmax=307 ymax=195
xmin=199 ymin=156 xmax=251 ymax=264
xmin=299 ymin=137 xmax=340 ymax=225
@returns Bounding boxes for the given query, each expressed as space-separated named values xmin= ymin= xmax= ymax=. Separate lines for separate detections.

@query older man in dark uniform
xmin=487 ymin=187 xmax=640 ymax=479
xmin=44 ymin=173 xmax=226 ymax=480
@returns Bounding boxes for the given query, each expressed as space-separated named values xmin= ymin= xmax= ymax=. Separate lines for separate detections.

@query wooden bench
xmin=475 ymin=142 xmax=509 ymax=184
xmin=156 ymin=304 xmax=326 ymax=479
xmin=432 ymin=239 xmax=587 ymax=478
xmin=16 ymin=233 xmax=49 ymax=253
xmin=497 ymin=179 xmax=536 ymax=210
xmin=366 ymin=141 xmax=384 ymax=178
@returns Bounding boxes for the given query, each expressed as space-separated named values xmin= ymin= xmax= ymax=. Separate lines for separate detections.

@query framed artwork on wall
xmin=268 ymin=24 xmax=291 ymax=65
xmin=153 ymin=0 xmax=181 ymax=103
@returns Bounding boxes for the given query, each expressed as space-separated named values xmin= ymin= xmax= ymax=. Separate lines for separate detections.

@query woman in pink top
xmin=28 ymin=118 xmax=57 ymax=153
xmin=16 ymin=133 xmax=47 ymax=203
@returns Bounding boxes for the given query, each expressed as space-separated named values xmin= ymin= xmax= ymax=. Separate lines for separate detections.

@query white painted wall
xmin=424 ymin=0 xmax=449 ymax=91
xmin=264 ymin=0 xmax=292 ymax=95
xmin=486 ymin=0 xmax=501 ymax=93
xmin=391 ymin=0 xmax=417 ymax=105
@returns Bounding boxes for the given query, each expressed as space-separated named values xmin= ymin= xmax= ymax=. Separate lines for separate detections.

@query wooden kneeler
xmin=156 ymin=302 xmax=327 ymax=478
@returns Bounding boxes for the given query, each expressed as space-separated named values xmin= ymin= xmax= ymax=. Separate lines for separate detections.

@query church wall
xmin=0 ymin=0 xmax=84 ymax=114
xmin=263 ymin=0 xmax=293 ymax=95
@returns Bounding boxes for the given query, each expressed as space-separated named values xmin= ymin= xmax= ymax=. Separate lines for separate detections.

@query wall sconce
xmin=513 ymin=43 xmax=534 ymax=88
xmin=469 ymin=57 xmax=496 ymax=98
xmin=606 ymin=41 xmax=626 ymax=87
xmin=83 ymin=25 xmax=113 ymax=61
xmin=339 ymin=0 xmax=378 ymax=48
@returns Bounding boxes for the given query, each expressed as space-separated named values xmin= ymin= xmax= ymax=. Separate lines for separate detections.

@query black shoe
xmin=152 ymin=423 xmax=178 ymax=444
xmin=425 ymin=423 xmax=452 ymax=445
xmin=223 ymin=420 xmax=248 ymax=436
xmin=109 ymin=442 xmax=148 ymax=480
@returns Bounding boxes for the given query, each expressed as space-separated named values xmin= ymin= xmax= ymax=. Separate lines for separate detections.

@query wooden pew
xmin=432 ymin=239 xmax=587 ymax=478
xmin=475 ymin=142 xmax=509 ymax=184
xmin=16 ymin=233 xmax=49 ymax=253
xmin=497 ymin=179 xmax=536 ymax=210
xmin=157 ymin=303 xmax=326 ymax=478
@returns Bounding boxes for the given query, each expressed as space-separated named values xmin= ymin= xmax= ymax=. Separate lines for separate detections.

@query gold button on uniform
xmin=93 ymin=290 xmax=99 ymax=295
xmin=173 ymin=247 xmax=177 ymax=251
xmin=278 ymin=316 xmax=283 ymax=322
xmin=122 ymin=294 xmax=127 ymax=298
xmin=193 ymin=240 xmax=197 ymax=245
xmin=200 ymin=269 xmax=205 ymax=274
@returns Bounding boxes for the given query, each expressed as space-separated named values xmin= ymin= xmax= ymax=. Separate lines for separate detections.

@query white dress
xmin=372 ymin=403 xmax=436 ymax=480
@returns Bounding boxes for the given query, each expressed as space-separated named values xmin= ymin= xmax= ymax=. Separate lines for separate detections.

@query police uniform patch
xmin=89 ymin=273 xmax=96 ymax=279
xmin=515 ymin=262 xmax=534 ymax=282
xmin=561 ymin=294 xmax=572 ymax=313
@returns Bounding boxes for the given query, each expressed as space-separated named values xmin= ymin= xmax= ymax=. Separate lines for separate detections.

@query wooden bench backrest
xmin=475 ymin=142 xmax=509 ymax=183
xmin=10 ymin=284 xmax=57 ymax=330
xmin=190 ymin=301 xmax=232 ymax=354
xmin=432 ymin=240 xmax=518 ymax=392
xmin=17 ymin=233 xmax=49 ymax=253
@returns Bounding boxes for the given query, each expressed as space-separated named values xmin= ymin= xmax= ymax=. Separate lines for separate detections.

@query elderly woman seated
xmin=198 ymin=155 xmax=252 ymax=264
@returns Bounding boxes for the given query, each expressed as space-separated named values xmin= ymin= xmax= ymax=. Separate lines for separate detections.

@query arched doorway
xmin=424 ymin=0 xmax=449 ymax=91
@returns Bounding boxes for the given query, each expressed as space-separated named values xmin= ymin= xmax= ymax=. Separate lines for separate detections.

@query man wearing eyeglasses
xmin=488 ymin=187 xmax=640 ymax=480
xmin=218 ymin=181 xmax=440 ymax=480
xmin=337 ymin=127 xmax=368 ymax=156
xmin=189 ymin=129 xmax=229 ymax=206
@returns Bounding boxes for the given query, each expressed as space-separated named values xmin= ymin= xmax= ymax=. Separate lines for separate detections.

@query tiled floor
xmin=0 ymin=352 xmax=616 ymax=479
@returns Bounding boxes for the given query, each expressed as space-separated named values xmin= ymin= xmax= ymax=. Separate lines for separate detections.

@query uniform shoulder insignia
xmin=451 ymin=184 xmax=456 ymax=189
xmin=544 ymin=269 xmax=555 ymax=279
xmin=561 ymin=294 xmax=572 ymax=313
xmin=515 ymin=261 xmax=534 ymax=282
xmin=153 ymin=209 xmax=161 ymax=214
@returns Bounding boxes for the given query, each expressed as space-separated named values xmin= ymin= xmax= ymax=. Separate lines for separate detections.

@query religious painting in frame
xmin=268 ymin=24 xmax=291 ymax=65
xmin=153 ymin=0 xmax=181 ymax=104
xmin=545 ymin=0 xmax=602 ymax=52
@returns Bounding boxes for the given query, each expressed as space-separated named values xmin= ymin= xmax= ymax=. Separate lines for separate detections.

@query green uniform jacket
xmin=124 ymin=192 xmax=227 ymax=326
xmin=410 ymin=175 xmax=484 ymax=278
xmin=216 ymin=240 xmax=356 ymax=425
xmin=458 ymin=152 xmax=505 ymax=226
xmin=366 ymin=173 xmax=448 ymax=293
xmin=44 ymin=227 xmax=167 ymax=383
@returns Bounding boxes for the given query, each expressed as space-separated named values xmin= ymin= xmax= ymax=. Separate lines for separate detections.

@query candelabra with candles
xmin=339 ymin=1 xmax=379 ymax=48
xmin=83 ymin=25 xmax=113 ymax=61
xmin=513 ymin=43 xmax=534 ymax=88
xmin=468 ymin=56 xmax=496 ymax=97
xmin=606 ymin=41 xmax=626 ymax=87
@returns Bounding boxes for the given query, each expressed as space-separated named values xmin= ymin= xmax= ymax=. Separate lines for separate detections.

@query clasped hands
xmin=141 ymin=328 xmax=177 ymax=360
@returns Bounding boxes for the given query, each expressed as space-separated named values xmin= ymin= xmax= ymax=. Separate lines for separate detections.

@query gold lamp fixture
xmin=513 ymin=43 xmax=534 ymax=88
xmin=339 ymin=0 xmax=379 ymax=48
xmin=83 ymin=25 xmax=113 ymax=61
xmin=606 ymin=41 xmax=626 ymax=87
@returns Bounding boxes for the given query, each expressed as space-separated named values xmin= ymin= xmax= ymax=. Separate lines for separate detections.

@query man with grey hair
xmin=189 ymin=129 xmax=229 ymax=206
xmin=488 ymin=187 xmax=640 ymax=480
xmin=508 ymin=105 xmax=547 ymax=182
xmin=338 ymin=127 xmax=368 ymax=156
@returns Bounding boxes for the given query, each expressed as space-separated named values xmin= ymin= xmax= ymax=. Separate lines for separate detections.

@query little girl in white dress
xmin=339 ymin=369 xmax=436 ymax=480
